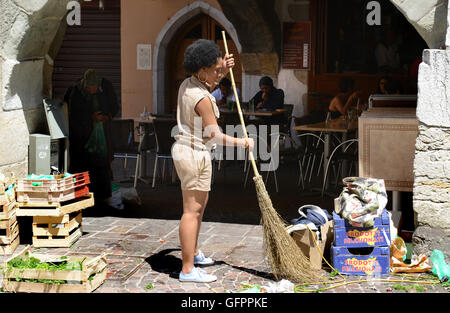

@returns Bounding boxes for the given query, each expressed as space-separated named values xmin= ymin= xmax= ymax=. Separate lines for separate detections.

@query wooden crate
xmin=0 ymin=200 xmax=16 ymax=219
xmin=16 ymin=183 xmax=90 ymax=203
xmin=2 ymin=248 xmax=107 ymax=293
xmin=16 ymin=172 xmax=90 ymax=203
xmin=16 ymin=192 xmax=94 ymax=217
xmin=32 ymin=211 xmax=82 ymax=248
xmin=0 ymin=218 xmax=19 ymax=244
xmin=17 ymin=172 xmax=89 ymax=190
xmin=0 ymin=233 xmax=20 ymax=255
xmin=0 ymin=200 xmax=20 ymax=255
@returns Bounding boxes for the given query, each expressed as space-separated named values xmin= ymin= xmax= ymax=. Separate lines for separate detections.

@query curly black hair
xmin=183 ymin=39 xmax=222 ymax=74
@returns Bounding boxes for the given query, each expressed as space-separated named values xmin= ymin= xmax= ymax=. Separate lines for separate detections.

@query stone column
xmin=412 ymin=1 xmax=450 ymax=257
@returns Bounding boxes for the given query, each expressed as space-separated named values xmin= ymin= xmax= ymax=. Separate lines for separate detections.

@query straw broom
xmin=221 ymin=31 xmax=321 ymax=282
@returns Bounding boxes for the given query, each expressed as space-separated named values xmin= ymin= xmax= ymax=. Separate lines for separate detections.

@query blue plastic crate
xmin=331 ymin=246 xmax=390 ymax=276
xmin=333 ymin=210 xmax=391 ymax=248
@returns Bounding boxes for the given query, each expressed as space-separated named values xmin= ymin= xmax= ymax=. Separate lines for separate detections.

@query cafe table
xmin=293 ymin=116 xmax=358 ymax=193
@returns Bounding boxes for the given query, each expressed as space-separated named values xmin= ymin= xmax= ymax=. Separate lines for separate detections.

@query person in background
xmin=211 ymin=77 xmax=240 ymax=107
xmin=375 ymin=28 xmax=400 ymax=74
xmin=64 ymin=69 xmax=119 ymax=203
xmin=250 ymin=76 xmax=284 ymax=112
xmin=377 ymin=76 xmax=401 ymax=95
xmin=328 ymin=77 xmax=361 ymax=119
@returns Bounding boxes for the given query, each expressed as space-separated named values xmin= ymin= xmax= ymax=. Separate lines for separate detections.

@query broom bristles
xmin=253 ymin=175 xmax=322 ymax=282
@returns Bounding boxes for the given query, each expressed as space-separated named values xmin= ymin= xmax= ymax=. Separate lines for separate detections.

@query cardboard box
xmin=291 ymin=220 xmax=334 ymax=269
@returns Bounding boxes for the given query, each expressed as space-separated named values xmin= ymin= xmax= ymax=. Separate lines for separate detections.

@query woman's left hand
xmin=223 ymin=54 xmax=235 ymax=73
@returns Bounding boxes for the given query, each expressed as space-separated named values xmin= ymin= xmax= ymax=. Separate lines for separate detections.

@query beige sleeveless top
xmin=175 ymin=75 xmax=220 ymax=150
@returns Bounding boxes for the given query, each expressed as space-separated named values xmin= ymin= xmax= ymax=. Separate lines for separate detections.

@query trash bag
xmin=85 ymin=122 xmax=108 ymax=158
xmin=105 ymin=183 xmax=141 ymax=209
xmin=105 ymin=182 xmax=124 ymax=210
xmin=430 ymin=250 xmax=450 ymax=282
xmin=335 ymin=177 xmax=388 ymax=228
xmin=121 ymin=187 xmax=141 ymax=206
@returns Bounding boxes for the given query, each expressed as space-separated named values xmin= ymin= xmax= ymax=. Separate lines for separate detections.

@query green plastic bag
xmin=85 ymin=122 xmax=108 ymax=158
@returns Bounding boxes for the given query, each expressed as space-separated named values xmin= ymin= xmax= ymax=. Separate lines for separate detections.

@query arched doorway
xmin=165 ymin=14 xmax=242 ymax=115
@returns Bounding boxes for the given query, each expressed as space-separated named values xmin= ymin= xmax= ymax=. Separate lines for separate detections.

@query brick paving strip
xmin=0 ymin=216 xmax=448 ymax=294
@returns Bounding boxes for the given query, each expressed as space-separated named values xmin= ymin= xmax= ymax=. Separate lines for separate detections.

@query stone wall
xmin=0 ymin=0 xmax=72 ymax=178
xmin=413 ymin=48 xmax=450 ymax=259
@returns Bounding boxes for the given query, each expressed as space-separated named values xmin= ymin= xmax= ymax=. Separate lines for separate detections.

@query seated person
xmin=328 ymin=77 xmax=361 ymax=119
xmin=211 ymin=77 xmax=240 ymax=107
xmin=250 ymin=76 xmax=284 ymax=112
xmin=377 ymin=76 xmax=401 ymax=95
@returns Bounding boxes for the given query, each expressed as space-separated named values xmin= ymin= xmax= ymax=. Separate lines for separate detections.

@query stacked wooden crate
xmin=15 ymin=172 xmax=94 ymax=248
xmin=0 ymin=177 xmax=19 ymax=255
xmin=0 ymin=198 xmax=19 ymax=255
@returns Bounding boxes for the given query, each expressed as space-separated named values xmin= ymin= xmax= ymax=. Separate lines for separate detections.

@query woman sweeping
xmin=172 ymin=39 xmax=254 ymax=283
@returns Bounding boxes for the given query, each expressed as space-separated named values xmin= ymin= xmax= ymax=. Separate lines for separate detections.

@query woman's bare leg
xmin=180 ymin=189 xmax=208 ymax=274
xmin=194 ymin=192 xmax=209 ymax=256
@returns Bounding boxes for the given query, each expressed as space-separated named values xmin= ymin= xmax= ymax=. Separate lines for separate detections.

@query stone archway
xmin=152 ymin=1 xmax=241 ymax=115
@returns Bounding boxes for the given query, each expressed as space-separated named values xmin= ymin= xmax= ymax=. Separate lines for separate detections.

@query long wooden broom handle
xmin=221 ymin=31 xmax=260 ymax=177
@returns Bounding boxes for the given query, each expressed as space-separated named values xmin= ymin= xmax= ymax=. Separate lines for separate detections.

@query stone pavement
xmin=1 ymin=214 xmax=448 ymax=294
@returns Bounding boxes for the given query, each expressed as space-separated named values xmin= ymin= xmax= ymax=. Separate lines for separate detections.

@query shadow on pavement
xmin=145 ymin=249 xmax=275 ymax=281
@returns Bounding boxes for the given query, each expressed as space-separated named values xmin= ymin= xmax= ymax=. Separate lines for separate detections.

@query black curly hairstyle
xmin=183 ymin=39 xmax=222 ymax=74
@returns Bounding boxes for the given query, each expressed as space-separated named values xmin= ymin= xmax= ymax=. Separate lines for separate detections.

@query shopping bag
xmin=85 ymin=122 xmax=108 ymax=158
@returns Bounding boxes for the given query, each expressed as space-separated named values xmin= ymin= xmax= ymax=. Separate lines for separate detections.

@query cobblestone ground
xmin=0 ymin=216 xmax=447 ymax=294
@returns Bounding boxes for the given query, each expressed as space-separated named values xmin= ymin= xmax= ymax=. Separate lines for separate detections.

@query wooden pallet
xmin=16 ymin=193 xmax=94 ymax=217
xmin=32 ymin=212 xmax=82 ymax=248
xmin=2 ymin=248 xmax=107 ymax=293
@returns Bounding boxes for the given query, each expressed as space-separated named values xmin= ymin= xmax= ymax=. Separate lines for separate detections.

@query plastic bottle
xmin=249 ymin=99 xmax=255 ymax=112
xmin=430 ymin=249 xmax=450 ymax=282
xmin=228 ymin=100 xmax=234 ymax=111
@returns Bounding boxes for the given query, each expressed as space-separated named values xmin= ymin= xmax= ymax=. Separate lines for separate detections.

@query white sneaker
xmin=179 ymin=267 xmax=217 ymax=283
xmin=194 ymin=250 xmax=214 ymax=265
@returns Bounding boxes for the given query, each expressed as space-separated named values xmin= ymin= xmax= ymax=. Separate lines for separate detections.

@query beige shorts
xmin=171 ymin=142 xmax=212 ymax=192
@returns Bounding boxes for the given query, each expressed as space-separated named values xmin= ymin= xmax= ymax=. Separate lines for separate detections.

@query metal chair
xmin=281 ymin=104 xmax=294 ymax=136
xmin=134 ymin=121 xmax=156 ymax=187
xmin=110 ymin=119 xmax=141 ymax=186
xmin=244 ymin=131 xmax=306 ymax=193
xmin=296 ymin=132 xmax=325 ymax=189
xmin=152 ymin=118 xmax=177 ymax=188
xmin=321 ymin=139 xmax=359 ymax=197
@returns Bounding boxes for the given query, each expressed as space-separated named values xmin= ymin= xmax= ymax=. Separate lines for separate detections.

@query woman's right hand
xmin=242 ymin=138 xmax=254 ymax=151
